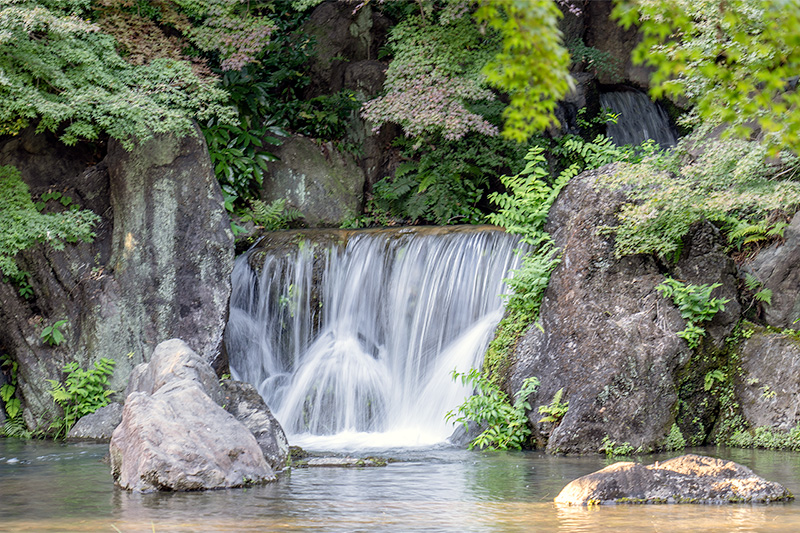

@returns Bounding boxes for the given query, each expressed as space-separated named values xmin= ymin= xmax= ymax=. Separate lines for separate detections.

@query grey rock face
xmin=736 ymin=331 xmax=800 ymax=431
xmin=262 ymin=135 xmax=364 ymax=227
xmin=110 ymin=379 xmax=274 ymax=492
xmin=110 ymin=339 xmax=287 ymax=490
xmin=0 ymin=126 xmax=234 ymax=428
xmin=221 ymin=380 xmax=289 ymax=472
xmin=555 ymin=454 xmax=793 ymax=505
xmin=508 ymin=168 xmax=738 ymax=453
xmin=67 ymin=402 xmax=123 ymax=441
xmin=749 ymin=213 xmax=800 ymax=330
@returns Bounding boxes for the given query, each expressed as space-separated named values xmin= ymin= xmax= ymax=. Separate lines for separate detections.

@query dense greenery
xmin=656 ymin=278 xmax=729 ymax=349
xmin=615 ymin=0 xmax=800 ymax=155
xmin=598 ymin=130 xmax=800 ymax=261
xmin=47 ymin=358 xmax=116 ymax=438
xmin=446 ymin=368 xmax=539 ymax=450
xmin=0 ymin=166 xmax=99 ymax=283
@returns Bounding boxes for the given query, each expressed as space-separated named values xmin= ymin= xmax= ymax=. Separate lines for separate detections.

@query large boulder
xmin=111 ymin=338 xmax=288 ymax=490
xmin=110 ymin=379 xmax=274 ymax=491
xmin=221 ymin=380 xmax=290 ymax=472
xmin=0 ymin=126 xmax=234 ymax=429
xmin=748 ymin=213 xmax=800 ymax=330
xmin=555 ymin=454 xmax=793 ymax=505
xmin=262 ymin=135 xmax=364 ymax=227
xmin=508 ymin=168 xmax=739 ymax=454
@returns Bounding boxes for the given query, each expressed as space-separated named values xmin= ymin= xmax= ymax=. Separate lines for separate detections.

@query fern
xmin=241 ymin=199 xmax=300 ymax=231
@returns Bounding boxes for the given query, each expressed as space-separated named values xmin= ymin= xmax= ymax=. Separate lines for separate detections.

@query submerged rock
xmin=67 ymin=402 xmax=123 ymax=441
xmin=111 ymin=380 xmax=274 ymax=491
xmin=555 ymin=454 xmax=793 ymax=505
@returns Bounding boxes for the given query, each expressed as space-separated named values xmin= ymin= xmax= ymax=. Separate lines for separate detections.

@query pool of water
xmin=1 ymin=440 xmax=799 ymax=532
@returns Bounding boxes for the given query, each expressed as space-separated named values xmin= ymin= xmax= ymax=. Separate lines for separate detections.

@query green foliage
xmin=614 ymin=0 xmax=800 ymax=155
xmin=487 ymin=146 xmax=573 ymax=246
xmin=1 ymin=354 xmax=31 ymax=438
xmin=47 ymin=358 xmax=116 ymax=438
xmin=446 ymin=368 xmax=539 ymax=450
xmin=0 ymin=166 xmax=99 ymax=281
xmin=40 ymin=319 xmax=68 ymax=347
xmin=1 ymin=355 xmax=20 ymax=421
xmin=728 ymin=425 xmax=800 ymax=452
xmin=599 ymin=132 xmax=800 ymax=261
xmin=240 ymin=199 xmax=301 ymax=231
xmin=566 ymin=38 xmax=622 ymax=82
xmin=362 ymin=10 xmax=499 ymax=140
xmin=0 ymin=2 xmax=234 ymax=148
xmin=473 ymin=0 xmax=573 ymax=142
xmin=704 ymin=369 xmax=726 ymax=392
xmin=599 ymin=435 xmax=635 ymax=457
xmin=744 ymin=273 xmax=773 ymax=307
xmin=537 ymin=388 xmax=568 ymax=425
xmin=656 ymin=277 xmax=729 ymax=349
xmin=664 ymin=423 xmax=687 ymax=451
xmin=371 ymin=131 xmax=527 ymax=225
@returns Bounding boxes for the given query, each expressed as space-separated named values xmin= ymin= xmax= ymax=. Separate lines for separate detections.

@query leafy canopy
xmin=363 ymin=0 xmax=572 ymax=143
xmin=0 ymin=1 xmax=235 ymax=148
xmin=614 ymin=0 xmax=800 ymax=154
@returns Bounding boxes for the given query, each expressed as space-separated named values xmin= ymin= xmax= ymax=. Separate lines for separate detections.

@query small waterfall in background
xmin=225 ymin=226 xmax=523 ymax=450
xmin=600 ymin=90 xmax=677 ymax=147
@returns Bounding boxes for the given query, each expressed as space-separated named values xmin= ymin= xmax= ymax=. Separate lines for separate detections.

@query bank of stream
xmin=1 ymin=439 xmax=799 ymax=532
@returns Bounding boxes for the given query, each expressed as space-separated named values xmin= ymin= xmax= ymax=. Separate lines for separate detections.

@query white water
xmin=600 ymin=90 xmax=677 ymax=147
xmin=224 ymin=226 xmax=523 ymax=450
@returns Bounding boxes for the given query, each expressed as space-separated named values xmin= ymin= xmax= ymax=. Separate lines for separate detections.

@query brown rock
xmin=555 ymin=454 xmax=793 ymax=505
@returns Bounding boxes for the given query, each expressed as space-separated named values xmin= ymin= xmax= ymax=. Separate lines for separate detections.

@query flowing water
xmin=4 ymin=226 xmax=800 ymax=530
xmin=225 ymin=225 xmax=524 ymax=450
xmin=1 ymin=439 xmax=800 ymax=532
xmin=600 ymin=90 xmax=677 ymax=148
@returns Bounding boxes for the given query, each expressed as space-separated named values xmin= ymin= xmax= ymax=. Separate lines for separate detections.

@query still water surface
xmin=1 ymin=440 xmax=799 ymax=532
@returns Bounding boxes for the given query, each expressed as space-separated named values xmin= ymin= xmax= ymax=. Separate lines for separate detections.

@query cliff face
xmin=0 ymin=127 xmax=233 ymax=430
xmin=507 ymin=167 xmax=800 ymax=453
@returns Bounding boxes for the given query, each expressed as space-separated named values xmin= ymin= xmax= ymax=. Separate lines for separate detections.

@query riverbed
xmin=1 ymin=440 xmax=799 ymax=532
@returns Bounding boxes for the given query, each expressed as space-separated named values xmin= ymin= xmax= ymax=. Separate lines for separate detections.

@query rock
xmin=735 ymin=331 xmax=800 ymax=431
xmin=507 ymin=168 xmax=738 ymax=453
xmin=110 ymin=379 xmax=274 ymax=492
xmin=125 ymin=339 xmax=223 ymax=405
xmin=555 ymin=454 xmax=793 ymax=505
xmin=582 ymin=1 xmax=651 ymax=87
xmin=221 ymin=380 xmax=289 ymax=472
xmin=300 ymin=456 xmax=387 ymax=468
xmin=748 ymin=213 xmax=800 ymax=330
xmin=302 ymin=2 xmax=389 ymax=97
xmin=262 ymin=135 xmax=364 ymax=227
xmin=67 ymin=402 xmax=123 ymax=441
xmin=0 ymin=126 xmax=234 ymax=429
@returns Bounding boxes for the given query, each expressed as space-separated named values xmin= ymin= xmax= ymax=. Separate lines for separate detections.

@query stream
xmin=1 ymin=439 xmax=800 ymax=532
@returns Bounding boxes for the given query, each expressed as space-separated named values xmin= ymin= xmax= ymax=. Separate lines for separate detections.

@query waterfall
xmin=224 ymin=226 xmax=523 ymax=450
xmin=600 ymin=90 xmax=677 ymax=147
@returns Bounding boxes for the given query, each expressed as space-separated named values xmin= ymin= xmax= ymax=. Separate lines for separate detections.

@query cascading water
xmin=600 ymin=90 xmax=677 ymax=147
xmin=224 ymin=226 xmax=524 ymax=450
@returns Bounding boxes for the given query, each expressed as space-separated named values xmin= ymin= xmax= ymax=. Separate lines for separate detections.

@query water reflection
xmin=1 ymin=441 xmax=800 ymax=532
